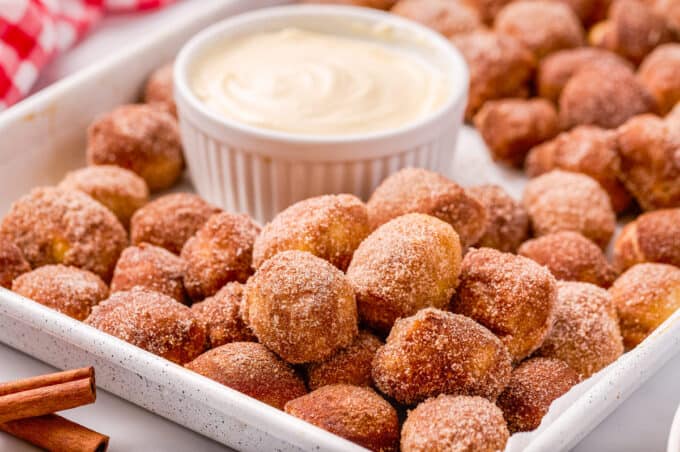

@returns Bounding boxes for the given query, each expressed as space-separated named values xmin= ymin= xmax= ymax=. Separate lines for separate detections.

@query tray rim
xmin=1 ymin=0 xmax=680 ymax=450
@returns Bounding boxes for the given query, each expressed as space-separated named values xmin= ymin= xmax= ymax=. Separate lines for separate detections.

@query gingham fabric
xmin=0 ymin=0 xmax=174 ymax=110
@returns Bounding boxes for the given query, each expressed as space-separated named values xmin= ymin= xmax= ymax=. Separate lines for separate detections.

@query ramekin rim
xmin=173 ymin=4 xmax=469 ymax=146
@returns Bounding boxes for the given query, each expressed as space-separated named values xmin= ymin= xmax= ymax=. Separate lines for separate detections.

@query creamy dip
xmin=191 ymin=28 xmax=452 ymax=136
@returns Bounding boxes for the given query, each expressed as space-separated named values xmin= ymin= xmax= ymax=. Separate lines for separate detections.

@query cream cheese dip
xmin=190 ymin=27 xmax=453 ymax=136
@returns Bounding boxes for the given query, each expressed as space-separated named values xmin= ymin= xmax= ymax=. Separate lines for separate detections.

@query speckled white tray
xmin=2 ymin=1 xmax=680 ymax=451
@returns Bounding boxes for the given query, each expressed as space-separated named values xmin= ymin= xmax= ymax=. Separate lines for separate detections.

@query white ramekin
xmin=174 ymin=4 xmax=469 ymax=222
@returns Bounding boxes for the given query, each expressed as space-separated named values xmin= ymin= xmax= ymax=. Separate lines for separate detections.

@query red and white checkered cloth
xmin=0 ymin=0 xmax=174 ymax=110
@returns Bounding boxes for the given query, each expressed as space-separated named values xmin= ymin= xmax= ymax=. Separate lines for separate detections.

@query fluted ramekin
xmin=174 ymin=4 xmax=468 ymax=222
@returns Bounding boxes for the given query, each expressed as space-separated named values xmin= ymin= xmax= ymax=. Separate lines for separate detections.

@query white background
xmin=1 ymin=2 xmax=679 ymax=451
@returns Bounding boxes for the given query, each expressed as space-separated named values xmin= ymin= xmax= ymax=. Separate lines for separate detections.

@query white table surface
xmin=1 ymin=2 xmax=679 ymax=451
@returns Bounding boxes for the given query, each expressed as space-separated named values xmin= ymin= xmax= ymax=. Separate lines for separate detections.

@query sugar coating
xmin=638 ymin=44 xmax=680 ymax=115
xmin=525 ymin=125 xmax=631 ymax=212
xmin=111 ymin=243 xmax=188 ymax=304
xmin=144 ymin=63 xmax=176 ymax=116
xmin=391 ymin=0 xmax=482 ymax=38
xmin=523 ymin=170 xmax=616 ymax=248
xmin=496 ymin=357 xmax=579 ymax=432
xmin=243 ymin=250 xmax=358 ymax=364
xmin=536 ymin=281 xmax=623 ymax=378
xmin=614 ymin=209 xmax=680 ymax=272
xmin=519 ymin=231 xmax=617 ymax=288
xmin=450 ymin=30 xmax=535 ymax=120
xmin=130 ymin=193 xmax=221 ymax=255
xmin=452 ymin=247 xmax=557 ymax=361
xmin=634 ymin=210 xmax=680 ymax=264
xmin=653 ymin=0 xmax=680 ymax=36
xmin=306 ymin=330 xmax=383 ymax=390
xmin=610 ymin=263 xmax=680 ymax=349
xmin=86 ymin=287 xmax=207 ymax=364
xmin=58 ymin=165 xmax=149 ymax=228
xmin=474 ymin=98 xmax=559 ymax=168
xmin=86 ymin=104 xmax=184 ymax=191
xmin=0 ymin=236 xmax=30 ymax=289
xmin=537 ymin=46 xmax=633 ymax=103
xmin=468 ymin=184 xmax=529 ymax=252
xmin=366 ymin=168 xmax=487 ymax=248
xmin=495 ymin=1 xmax=584 ymax=59
xmin=191 ymin=282 xmax=256 ymax=349
xmin=668 ymin=103 xmax=680 ymax=126
xmin=400 ymin=395 xmax=509 ymax=452
xmin=181 ymin=211 xmax=260 ymax=301
xmin=559 ymin=63 xmax=655 ymax=130
xmin=253 ymin=194 xmax=369 ymax=271
xmin=615 ymin=114 xmax=680 ymax=211
xmin=186 ymin=342 xmax=306 ymax=410
xmin=460 ymin=0 xmax=512 ymax=23
xmin=12 ymin=264 xmax=108 ymax=321
xmin=285 ymin=384 xmax=399 ymax=452
xmin=589 ymin=0 xmax=672 ymax=65
xmin=372 ymin=308 xmax=512 ymax=405
xmin=346 ymin=213 xmax=462 ymax=333
xmin=0 ymin=187 xmax=127 ymax=282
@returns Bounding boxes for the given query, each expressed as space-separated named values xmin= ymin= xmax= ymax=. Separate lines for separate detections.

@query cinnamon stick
xmin=0 ymin=367 xmax=96 ymax=424
xmin=1 ymin=414 xmax=109 ymax=452
xmin=0 ymin=367 xmax=93 ymax=396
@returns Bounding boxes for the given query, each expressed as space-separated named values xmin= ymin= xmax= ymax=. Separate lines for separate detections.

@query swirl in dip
xmin=190 ymin=27 xmax=452 ymax=136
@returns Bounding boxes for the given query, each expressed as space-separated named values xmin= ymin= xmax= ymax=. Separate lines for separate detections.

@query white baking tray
xmin=1 ymin=1 xmax=680 ymax=451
